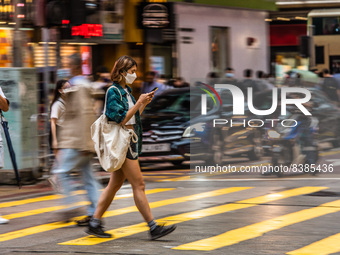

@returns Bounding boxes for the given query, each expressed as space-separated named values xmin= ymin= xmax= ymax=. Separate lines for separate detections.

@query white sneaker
xmin=48 ymin=175 xmax=61 ymax=193
xmin=0 ymin=216 xmax=9 ymax=224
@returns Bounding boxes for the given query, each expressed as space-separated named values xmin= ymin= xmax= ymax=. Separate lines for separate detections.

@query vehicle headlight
xmin=267 ymin=130 xmax=280 ymax=139
xmin=183 ymin=123 xmax=206 ymax=138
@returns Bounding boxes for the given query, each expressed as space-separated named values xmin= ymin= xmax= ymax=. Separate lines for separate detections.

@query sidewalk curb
xmin=0 ymin=172 xmax=111 ymax=202
xmin=0 ymin=169 xmax=39 ymax=185
xmin=0 ymin=180 xmax=54 ymax=202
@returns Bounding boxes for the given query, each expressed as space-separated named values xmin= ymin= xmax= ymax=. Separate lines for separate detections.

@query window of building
xmin=312 ymin=17 xmax=340 ymax=35
xmin=210 ymin=27 xmax=230 ymax=74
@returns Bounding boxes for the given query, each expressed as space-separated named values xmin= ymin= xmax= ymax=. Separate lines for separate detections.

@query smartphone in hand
xmin=150 ymin=87 xmax=158 ymax=93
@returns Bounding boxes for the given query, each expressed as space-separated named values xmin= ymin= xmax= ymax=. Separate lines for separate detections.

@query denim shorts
xmin=126 ymin=138 xmax=138 ymax=160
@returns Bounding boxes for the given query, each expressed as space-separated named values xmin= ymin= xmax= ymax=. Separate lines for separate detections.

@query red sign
xmin=270 ymin=24 xmax=307 ymax=46
xmin=71 ymin=24 xmax=103 ymax=38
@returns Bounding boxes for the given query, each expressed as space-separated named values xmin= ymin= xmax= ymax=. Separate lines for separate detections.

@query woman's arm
xmin=139 ymin=103 xmax=147 ymax=115
xmin=138 ymin=91 xmax=155 ymax=115
xmin=121 ymin=100 xmax=144 ymax=125
xmin=106 ymin=90 xmax=153 ymax=125
xmin=0 ymin=95 xmax=9 ymax=112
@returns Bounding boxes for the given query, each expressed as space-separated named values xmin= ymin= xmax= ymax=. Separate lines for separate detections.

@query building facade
xmin=175 ymin=3 xmax=269 ymax=81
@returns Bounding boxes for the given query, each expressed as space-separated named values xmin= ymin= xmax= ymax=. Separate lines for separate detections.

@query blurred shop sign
xmin=56 ymin=69 xmax=71 ymax=80
xmin=137 ymin=2 xmax=174 ymax=29
xmin=71 ymin=24 xmax=103 ymax=38
xmin=101 ymin=0 xmax=124 ymax=41
xmin=0 ymin=29 xmax=34 ymax=68
xmin=270 ymin=24 xmax=307 ymax=46
xmin=1 ymin=0 xmax=34 ymax=23
xmin=103 ymin=23 xmax=123 ymax=40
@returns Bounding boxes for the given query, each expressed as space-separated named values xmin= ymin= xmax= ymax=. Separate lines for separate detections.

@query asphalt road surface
xmin=1 ymin=148 xmax=340 ymax=255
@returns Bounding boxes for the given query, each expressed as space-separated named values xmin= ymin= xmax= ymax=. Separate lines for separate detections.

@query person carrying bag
xmin=86 ymin=55 xmax=177 ymax=240
xmin=91 ymin=85 xmax=138 ymax=172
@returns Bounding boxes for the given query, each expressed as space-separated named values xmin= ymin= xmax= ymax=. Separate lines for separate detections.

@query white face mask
xmin=124 ymin=72 xmax=137 ymax=84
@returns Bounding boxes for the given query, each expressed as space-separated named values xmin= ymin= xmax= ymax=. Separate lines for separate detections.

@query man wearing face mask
xmin=224 ymin=67 xmax=236 ymax=80
xmin=220 ymin=67 xmax=240 ymax=88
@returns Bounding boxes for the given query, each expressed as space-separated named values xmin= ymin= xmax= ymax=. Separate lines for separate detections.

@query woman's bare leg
xmin=121 ymin=158 xmax=153 ymax=222
xmin=92 ymin=169 xmax=126 ymax=219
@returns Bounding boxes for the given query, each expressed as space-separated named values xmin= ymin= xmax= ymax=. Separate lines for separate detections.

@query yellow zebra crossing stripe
xmin=2 ymin=201 xmax=88 ymax=220
xmin=0 ymin=187 xmax=246 ymax=242
xmin=60 ymin=186 xmax=326 ymax=246
xmin=157 ymin=176 xmax=191 ymax=182
xmin=0 ymin=190 xmax=86 ymax=209
xmin=173 ymin=199 xmax=340 ymax=251
xmin=319 ymin=149 xmax=340 ymax=156
xmin=99 ymin=187 xmax=250 ymax=218
xmin=0 ymin=188 xmax=174 ymax=241
xmin=1 ymin=188 xmax=174 ymax=220
xmin=287 ymin=233 xmax=340 ymax=255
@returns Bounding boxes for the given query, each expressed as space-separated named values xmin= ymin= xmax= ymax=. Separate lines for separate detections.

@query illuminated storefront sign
xmin=71 ymin=24 xmax=103 ymax=38
xmin=137 ymin=2 xmax=174 ymax=29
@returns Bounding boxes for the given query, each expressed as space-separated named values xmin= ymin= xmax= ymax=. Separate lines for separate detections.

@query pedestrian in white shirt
xmin=50 ymin=80 xmax=70 ymax=155
xmin=48 ymin=80 xmax=70 ymax=193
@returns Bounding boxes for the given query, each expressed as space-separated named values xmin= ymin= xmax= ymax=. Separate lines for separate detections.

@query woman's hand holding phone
xmin=138 ymin=91 xmax=154 ymax=105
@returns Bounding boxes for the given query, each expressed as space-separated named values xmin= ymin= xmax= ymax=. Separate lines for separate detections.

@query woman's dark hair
xmin=110 ymin=55 xmax=137 ymax=83
xmin=50 ymin=79 xmax=68 ymax=111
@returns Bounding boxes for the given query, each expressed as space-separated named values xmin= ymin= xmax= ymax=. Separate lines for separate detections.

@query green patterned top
xmin=105 ymin=83 xmax=143 ymax=155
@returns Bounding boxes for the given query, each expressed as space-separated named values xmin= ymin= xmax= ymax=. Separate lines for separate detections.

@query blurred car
xmin=253 ymin=88 xmax=340 ymax=148
xmin=284 ymin=69 xmax=320 ymax=87
xmin=140 ymin=87 xmax=264 ymax=166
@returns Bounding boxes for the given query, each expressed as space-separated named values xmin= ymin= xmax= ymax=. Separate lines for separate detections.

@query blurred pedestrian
xmin=220 ymin=67 xmax=239 ymax=86
xmin=86 ymin=55 xmax=176 ymax=240
xmin=48 ymin=80 xmax=70 ymax=192
xmin=241 ymin=69 xmax=259 ymax=93
xmin=0 ymin=85 xmax=9 ymax=225
xmin=92 ymin=66 xmax=112 ymax=117
xmin=51 ymin=53 xmax=101 ymax=225
xmin=50 ymin=80 xmax=70 ymax=155
xmin=156 ymin=74 xmax=168 ymax=85
xmin=256 ymin=70 xmax=274 ymax=90
xmin=323 ymin=68 xmax=332 ymax=78
xmin=244 ymin=69 xmax=253 ymax=79
xmin=68 ymin=53 xmax=92 ymax=87
xmin=93 ymin=66 xmax=111 ymax=90
xmin=224 ymin=67 xmax=236 ymax=80
xmin=310 ymin=68 xmax=320 ymax=77
xmin=207 ymin=72 xmax=219 ymax=78
xmin=295 ymin=73 xmax=303 ymax=87
xmin=141 ymin=71 xmax=169 ymax=95
xmin=321 ymin=68 xmax=340 ymax=103
xmin=173 ymin=77 xmax=189 ymax=88
xmin=206 ymin=71 xmax=220 ymax=85
xmin=0 ymin=216 xmax=8 ymax=224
